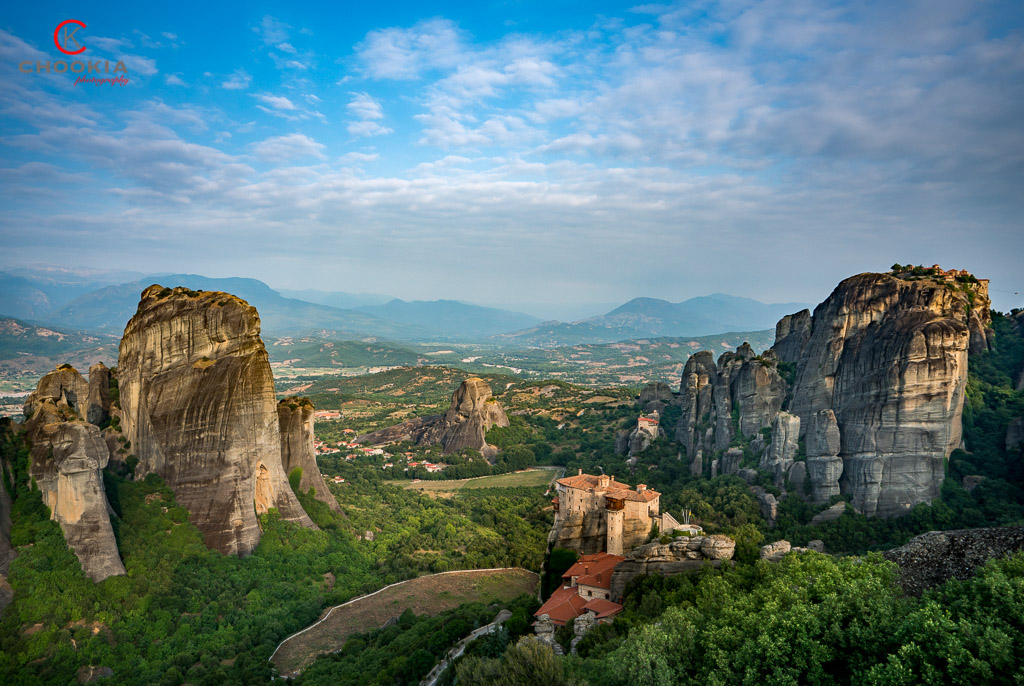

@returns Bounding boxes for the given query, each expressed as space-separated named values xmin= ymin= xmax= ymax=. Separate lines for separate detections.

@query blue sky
xmin=1 ymin=1 xmax=1022 ymax=316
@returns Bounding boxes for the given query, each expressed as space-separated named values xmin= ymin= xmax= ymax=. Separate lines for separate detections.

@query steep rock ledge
xmin=278 ymin=397 xmax=341 ymax=513
xmin=119 ymin=285 xmax=314 ymax=556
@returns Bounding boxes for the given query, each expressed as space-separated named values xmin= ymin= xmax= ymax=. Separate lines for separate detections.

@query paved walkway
xmin=420 ymin=609 xmax=512 ymax=686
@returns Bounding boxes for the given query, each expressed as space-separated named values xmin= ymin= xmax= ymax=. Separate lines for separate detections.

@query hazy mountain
xmin=0 ymin=272 xmax=52 ymax=320
xmin=0 ymin=267 xmax=155 ymax=320
xmin=277 ymin=288 xmax=393 ymax=309
xmin=494 ymin=293 xmax=810 ymax=347
xmin=50 ymin=274 xmax=437 ymax=339
xmin=355 ymin=299 xmax=543 ymax=339
xmin=0 ymin=316 xmax=119 ymax=376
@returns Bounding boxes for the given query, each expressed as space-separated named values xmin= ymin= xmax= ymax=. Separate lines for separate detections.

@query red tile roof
xmin=556 ymin=473 xmax=632 ymax=491
xmin=534 ymin=585 xmax=588 ymax=626
xmin=563 ymin=553 xmax=625 ymax=590
xmin=582 ymin=598 xmax=623 ymax=619
xmin=556 ymin=472 xmax=660 ymax=501
xmin=605 ymin=487 xmax=660 ymax=503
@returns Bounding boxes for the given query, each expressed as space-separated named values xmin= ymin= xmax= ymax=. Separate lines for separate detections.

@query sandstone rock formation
xmin=86 ymin=362 xmax=112 ymax=426
xmin=416 ymin=377 xmax=510 ymax=454
xmin=23 ymin=364 xmax=89 ymax=420
xmin=358 ymin=377 xmax=510 ymax=457
xmin=21 ymin=366 xmax=125 ymax=582
xmin=809 ymin=501 xmax=847 ymax=525
xmin=638 ymin=382 xmax=673 ymax=414
xmin=785 ymin=272 xmax=986 ymax=517
xmin=608 ymin=535 xmax=733 ymax=600
xmin=805 ymin=410 xmax=843 ymax=504
xmin=676 ymin=344 xmax=785 ymax=475
xmin=760 ymin=411 xmax=800 ymax=484
xmin=883 ymin=527 xmax=1024 ymax=595
xmin=760 ymin=539 xmax=791 ymax=562
xmin=354 ymin=415 xmax=440 ymax=447
xmin=760 ymin=538 xmax=823 ymax=561
xmin=773 ymin=310 xmax=811 ymax=364
xmin=677 ymin=271 xmax=988 ymax=520
xmin=119 ymin=285 xmax=314 ymax=556
xmin=278 ymin=397 xmax=341 ymax=513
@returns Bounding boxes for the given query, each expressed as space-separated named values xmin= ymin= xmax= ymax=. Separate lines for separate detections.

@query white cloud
xmin=357 ymin=18 xmax=465 ymax=79
xmin=256 ymin=15 xmax=291 ymax=45
xmin=346 ymin=93 xmax=392 ymax=137
xmin=340 ymin=151 xmax=379 ymax=163
xmin=221 ymin=68 xmax=251 ymax=90
xmin=164 ymin=73 xmax=186 ymax=86
xmin=347 ymin=121 xmax=393 ymax=137
xmin=121 ymin=55 xmax=158 ymax=76
xmin=251 ymin=133 xmax=326 ymax=162
xmin=254 ymin=93 xmax=297 ymax=110
xmin=347 ymin=92 xmax=385 ymax=120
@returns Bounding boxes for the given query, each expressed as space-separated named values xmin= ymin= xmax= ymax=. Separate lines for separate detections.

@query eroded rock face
xmin=87 ymin=363 xmax=112 ymax=426
xmin=21 ymin=368 xmax=125 ymax=582
xmin=277 ymin=397 xmax=341 ymax=513
xmin=773 ymin=310 xmax=811 ymax=364
xmin=416 ymin=377 xmax=509 ymax=454
xmin=639 ymin=382 xmax=673 ymax=413
xmin=761 ymin=411 xmax=800 ymax=484
xmin=676 ymin=345 xmax=785 ymax=470
xmin=784 ymin=272 xmax=986 ymax=517
xmin=805 ymin=410 xmax=843 ymax=504
xmin=24 ymin=365 xmax=89 ymax=420
xmin=119 ymin=285 xmax=314 ymax=556
xmin=883 ymin=527 xmax=1024 ymax=595
xmin=36 ymin=422 xmax=125 ymax=582
xmin=609 ymin=535 xmax=732 ymax=600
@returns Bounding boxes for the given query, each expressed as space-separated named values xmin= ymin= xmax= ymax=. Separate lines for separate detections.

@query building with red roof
xmin=535 ymin=552 xmax=625 ymax=627
xmin=552 ymin=470 xmax=661 ymax=555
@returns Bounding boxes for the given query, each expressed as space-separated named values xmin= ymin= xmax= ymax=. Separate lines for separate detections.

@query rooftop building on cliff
xmin=534 ymin=552 xmax=625 ymax=627
xmin=551 ymin=470 xmax=671 ymax=555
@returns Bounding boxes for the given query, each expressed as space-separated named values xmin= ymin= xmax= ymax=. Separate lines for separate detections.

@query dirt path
xmin=270 ymin=567 xmax=538 ymax=677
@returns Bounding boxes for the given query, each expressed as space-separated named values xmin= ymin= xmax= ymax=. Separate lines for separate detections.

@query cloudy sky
xmin=1 ymin=1 xmax=1022 ymax=316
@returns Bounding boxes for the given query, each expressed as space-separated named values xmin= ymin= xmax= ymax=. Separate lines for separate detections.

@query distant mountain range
xmin=355 ymin=299 xmax=542 ymax=339
xmin=277 ymin=288 xmax=392 ymax=310
xmin=0 ymin=316 xmax=119 ymax=376
xmin=491 ymin=293 xmax=810 ymax=347
xmin=0 ymin=268 xmax=808 ymax=347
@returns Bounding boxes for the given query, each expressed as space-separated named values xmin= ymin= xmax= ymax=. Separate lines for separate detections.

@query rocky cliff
xmin=785 ymin=272 xmax=985 ymax=516
xmin=355 ymin=377 xmax=509 ymax=456
xmin=882 ymin=526 xmax=1024 ymax=595
xmin=676 ymin=343 xmax=785 ymax=477
xmin=119 ymin=285 xmax=314 ymax=556
xmin=608 ymin=535 xmax=734 ymax=601
xmin=676 ymin=270 xmax=989 ymax=519
xmin=416 ymin=377 xmax=510 ymax=454
xmin=277 ymin=397 xmax=341 ymax=513
xmin=20 ymin=366 xmax=125 ymax=582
